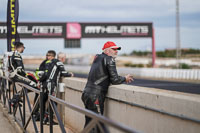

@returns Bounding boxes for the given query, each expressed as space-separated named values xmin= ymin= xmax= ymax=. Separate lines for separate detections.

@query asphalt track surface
xmin=74 ymin=73 xmax=200 ymax=95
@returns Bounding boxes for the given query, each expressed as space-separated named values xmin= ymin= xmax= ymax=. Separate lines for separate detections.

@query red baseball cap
xmin=102 ymin=41 xmax=121 ymax=50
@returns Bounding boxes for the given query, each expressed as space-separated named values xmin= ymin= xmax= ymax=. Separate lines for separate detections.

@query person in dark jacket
xmin=9 ymin=42 xmax=38 ymax=88
xmin=81 ymin=41 xmax=133 ymax=133
xmin=9 ymin=42 xmax=39 ymax=109
xmin=41 ymin=50 xmax=74 ymax=124
xmin=41 ymin=55 xmax=74 ymax=96
xmin=33 ymin=50 xmax=56 ymax=121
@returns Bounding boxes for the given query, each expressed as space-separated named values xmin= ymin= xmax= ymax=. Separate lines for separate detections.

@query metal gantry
xmin=176 ymin=0 xmax=181 ymax=68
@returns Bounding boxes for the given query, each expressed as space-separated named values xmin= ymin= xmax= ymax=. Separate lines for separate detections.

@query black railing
xmin=0 ymin=75 xmax=141 ymax=133
xmin=0 ymin=76 xmax=12 ymax=113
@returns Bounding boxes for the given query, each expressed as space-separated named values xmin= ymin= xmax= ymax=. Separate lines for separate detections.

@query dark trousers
xmin=33 ymin=88 xmax=40 ymax=114
xmin=81 ymin=92 xmax=109 ymax=133
xmin=42 ymin=81 xmax=57 ymax=119
xmin=43 ymin=91 xmax=49 ymax=117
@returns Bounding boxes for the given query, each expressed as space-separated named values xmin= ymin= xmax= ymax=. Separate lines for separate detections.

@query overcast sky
xmin=0 ymin=0 xmax=200 ymax=55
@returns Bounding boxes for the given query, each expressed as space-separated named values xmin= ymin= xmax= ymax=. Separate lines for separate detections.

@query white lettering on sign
xmin=85 ymin=25 xmax=149 ymax=34
xmin=0 ymin=26 xmax=7 ymax=33
xmin=0 ymin=26 xmax=63 ymax=34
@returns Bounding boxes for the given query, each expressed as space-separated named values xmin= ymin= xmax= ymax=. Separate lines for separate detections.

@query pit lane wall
xmin=62 ymin=77 xmax=200 ymax=133
xmin=24 ymin=64 xmax=200 ymax=82
xmin=63 ymin=65 xmax=200 ymax=82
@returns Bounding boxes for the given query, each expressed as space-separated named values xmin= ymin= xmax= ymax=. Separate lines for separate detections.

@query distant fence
xmin=24 ymin=64 xmax=200 ymax=81
xmin=64 ymin=65 xmax=200 ymax=81
xmin=117 ymin=68 xmax=200 ymax=81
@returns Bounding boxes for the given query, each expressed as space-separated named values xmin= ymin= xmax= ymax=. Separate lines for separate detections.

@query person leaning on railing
xmin=9 ymin=42 xmax=40 ymax=108
xmin=9 ymin=42 xmax=38 ymax=88
xmin=81 ymin=41 xmax=133 ymax=133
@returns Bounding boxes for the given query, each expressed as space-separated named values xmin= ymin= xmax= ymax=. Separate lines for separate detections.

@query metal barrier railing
xmin=0 ymin=75 xmax=40 ymax=133
xmin=0 ymin=75 xmax=141 ymax=133
xmin=0 ymin=76 xmax=12 ymax=113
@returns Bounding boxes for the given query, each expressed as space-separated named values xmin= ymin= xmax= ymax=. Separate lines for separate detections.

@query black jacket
xmin=43 ymin=59 xmax=72 ymax=84
xmin=10 ymin=51 xmax=26 ymax=76
xmin=38 ymin=59 xmax=52 ymax=82
xmin=84 ymin=53 xmax=125 ymax=95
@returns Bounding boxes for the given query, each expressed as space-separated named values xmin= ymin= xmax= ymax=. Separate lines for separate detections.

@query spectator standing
xmin=81 ymin=41 xmax=133 ymax=133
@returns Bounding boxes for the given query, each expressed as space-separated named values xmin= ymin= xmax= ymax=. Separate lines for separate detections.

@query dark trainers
xmin=10 ymin=93 xmax=22 ymax=108
xmin=33 ymin=113 xmax=40 ymax=121
xmin=52 ymin=120 xmax=58 ymax=125
xmin=43 ymin=116 xmax=49 ymax=125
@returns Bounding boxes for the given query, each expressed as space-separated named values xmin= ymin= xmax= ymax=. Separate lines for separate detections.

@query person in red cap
xmin=81 ymin=41 xmax=133 ymax=133
xmin=101 ymin=41 xmax=121 ymax=58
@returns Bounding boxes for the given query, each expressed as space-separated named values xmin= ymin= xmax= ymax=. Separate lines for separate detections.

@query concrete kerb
xmin=0 ymin=102 xmax=23 ymax=133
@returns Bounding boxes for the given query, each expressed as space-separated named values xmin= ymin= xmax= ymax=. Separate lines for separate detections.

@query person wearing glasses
xmin=38 ymin=50 xmax=73 ymax=124
xmin=41 ymin=51 xmax=73 ymax=96
xmin=35 ymin=50 xmax=56 ymax=81
xmin=81 ymin=41 xmax=134 ymax=133
xmin=33 ymin=50 xmax=56 ymax=121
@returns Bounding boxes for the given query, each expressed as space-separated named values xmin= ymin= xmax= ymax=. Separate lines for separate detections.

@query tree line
xmin=129 ymin=48 xmax=200 ymax=57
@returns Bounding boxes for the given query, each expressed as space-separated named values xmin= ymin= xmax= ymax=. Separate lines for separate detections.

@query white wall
xmin=24 ymin=64 xmax=200 ymax=81
xmin=62 ymin=77 xmax=200 ymax=133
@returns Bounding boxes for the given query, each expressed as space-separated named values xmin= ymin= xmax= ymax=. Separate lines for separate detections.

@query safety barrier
xmin=0 ymin=75 xmax=141 ymax=133
xmin=117 ymin=67 xmax=200 ymax=81
xmin=62 ymin=77 xmax=200 ymax=133
xmin=24 ymin=64 xmax=200 ymax=81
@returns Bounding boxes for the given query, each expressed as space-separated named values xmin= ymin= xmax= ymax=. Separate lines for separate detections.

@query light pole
xmin=176 ymin=0 xmax=181 ymax=68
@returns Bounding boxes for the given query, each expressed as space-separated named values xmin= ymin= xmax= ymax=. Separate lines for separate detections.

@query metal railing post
xmin=12 ymin=82 xmax=15 ymax=113
xmin=8 ymin=81 xmax=12 ymax=113
xmin=22 ymin=88 xmax=26 ymax=126
xmin=40 ymin=88 xmax=44 ymax=133
xmin=23 ymin=87 xmax=38 ymax=132
xmin=49 ymin=100 xmax=53 ymax=133
xmin=3 ymin=79 xmax=6 ymax=106
xmin=0 ymin=78 xmax=2 ymax=100
xmin=50 ymin=100 xmax=66 ymax=133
